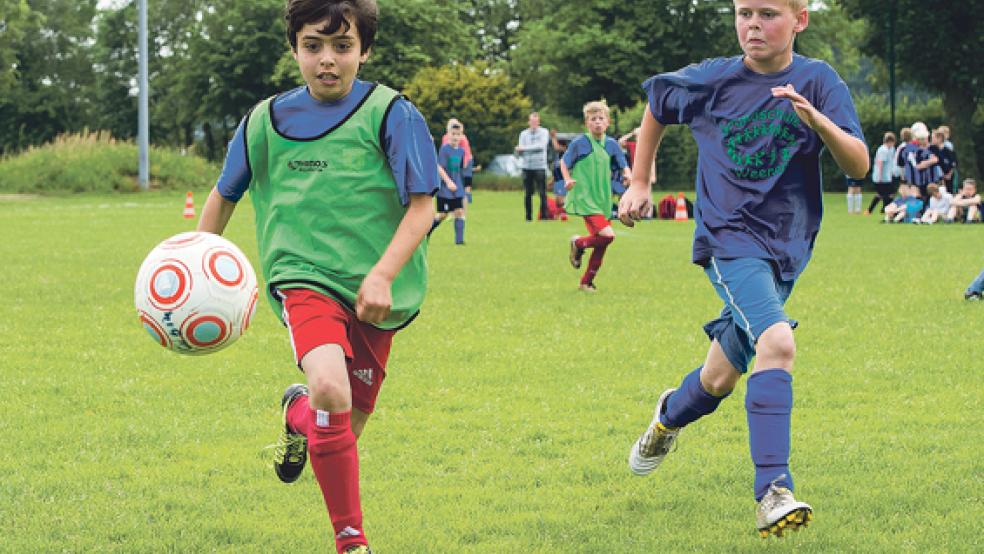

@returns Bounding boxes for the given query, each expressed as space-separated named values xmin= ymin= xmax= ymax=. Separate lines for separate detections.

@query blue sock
xmin=746 ymin=369 xmax=794 ymax=500
xmin=454 ymin=218 xmax=465 ymax=244
xmin=659 ymin=367 xmax=730 ymax=428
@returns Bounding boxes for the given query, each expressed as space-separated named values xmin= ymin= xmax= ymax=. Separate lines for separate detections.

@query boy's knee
xmin=306 ymin=371 xmax=352 ymax=410
xmin=755 ymin=324 xmax=796 ymax=368
xmin=702 ymin=370 xmax=739 ymax=397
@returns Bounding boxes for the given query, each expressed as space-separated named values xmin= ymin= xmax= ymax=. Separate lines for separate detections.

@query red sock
xmin=575 ymin=234 xmax=607 ymax=249
xmin=306 ymin=409 xmax=366 ymax=553
xmin=286 ymin=394 xmax=311 ymax=435
xmin=581 ymin=236 xmax=613 ymax=285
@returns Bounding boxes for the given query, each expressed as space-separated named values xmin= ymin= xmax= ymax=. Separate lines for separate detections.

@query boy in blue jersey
xmin=550 ymin=136 xmax=570 ymax=216
xmin=619 ymin=0 xmax=869 ymax=538
xmin=196 ymin=1 xmax=439 ymax=552
xmin=899 ymin=185 xmax=924 ymax=224
xmin=562 ymin=101 xmax=631 ymax=291
xmin=430 ymin=124 xmax=467 ymax=244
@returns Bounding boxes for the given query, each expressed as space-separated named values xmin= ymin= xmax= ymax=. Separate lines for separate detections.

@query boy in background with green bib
xmin=561 ymin=101 xmax=631 ymax=291
xmin=197 ymin=1 xmax=438 ymax=552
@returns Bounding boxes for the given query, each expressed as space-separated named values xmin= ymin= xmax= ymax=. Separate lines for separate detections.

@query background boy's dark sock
xmin=427 ymin=218 xmax=442 ymax=237
xmin=746 ymin=368 xmax=794 ymax=500
xmin=454 ymin=218 xmax=465 ymax=244
xmin=660 ymin=366 xmax=730 ymax=428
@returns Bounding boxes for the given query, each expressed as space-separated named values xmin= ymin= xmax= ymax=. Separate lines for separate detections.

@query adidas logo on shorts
xmin=352 ymin=368 xmax=374 ymax=386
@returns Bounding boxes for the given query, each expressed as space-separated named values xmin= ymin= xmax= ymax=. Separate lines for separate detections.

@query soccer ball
xmin=134 ymin=231 xmax=258 ymax=355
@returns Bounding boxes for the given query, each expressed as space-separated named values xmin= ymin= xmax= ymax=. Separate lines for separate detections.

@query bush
xmin=0 ymin=131 xmax=220 ymax=194
xmin=403 ymin=63 xmax=532 ymax=167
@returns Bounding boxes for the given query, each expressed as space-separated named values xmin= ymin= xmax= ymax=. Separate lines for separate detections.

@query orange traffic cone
xmin=674 ymin=192 xmax=688 ymax=221
xmin=183 ymin=191 xmax=195 ymax=219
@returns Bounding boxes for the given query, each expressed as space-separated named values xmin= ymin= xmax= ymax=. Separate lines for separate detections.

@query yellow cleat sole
xmin=759 ymin=508 xmax=813 ymax=538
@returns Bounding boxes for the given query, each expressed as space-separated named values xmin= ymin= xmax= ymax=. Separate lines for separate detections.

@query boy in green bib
xmin=197 ymin=1 xmax=438 ymax=552
xmin=561 ymin=101 xmax=631 ymax=291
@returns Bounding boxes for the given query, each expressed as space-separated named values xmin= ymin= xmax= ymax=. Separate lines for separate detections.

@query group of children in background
xmin=854 ymin=122 xmax=980 ymax=224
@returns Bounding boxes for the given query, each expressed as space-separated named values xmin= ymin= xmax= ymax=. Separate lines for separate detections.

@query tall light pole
xmin=137 ymin=0 xmax=149 ymax=190
xmin=888 ymin=0 xmax=897 ymax=132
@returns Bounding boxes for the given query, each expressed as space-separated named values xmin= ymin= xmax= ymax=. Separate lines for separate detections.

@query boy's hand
xmin=771 ymin=84 xmax=823 ymax=130
xmin=564 ymin=179 xmax=576 ymax=190
xmin=617 ymin=186 xmax=652 ymax=227
xmin=447 ymin=181 xmax=458 ymax=192
xmin=356 ymin=272 xmax=392 ymax=325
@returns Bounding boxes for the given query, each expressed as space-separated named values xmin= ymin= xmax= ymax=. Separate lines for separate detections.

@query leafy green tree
xmin=842 ymin=0 xmax=983 ymax=178
xmin=0 ymin=0 xmax=38 ymax=97
xmin=509 ymin=0 xmax=734 ymax=117
xmin=403 ymin=63 xmax=531 ymax=165
xmin=796 ymin=1 xmax=865 ymax=81
xmin=463 ymin=0 xmax=518 ymax=63
xmin=0 ymin=0 xmax=98 ymax=153
xmin=359 ymin=0 xmax=477 ymax=91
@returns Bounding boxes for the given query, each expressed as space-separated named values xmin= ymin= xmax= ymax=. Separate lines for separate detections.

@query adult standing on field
xmin=515 ymin=111 xmax=550 ymax=221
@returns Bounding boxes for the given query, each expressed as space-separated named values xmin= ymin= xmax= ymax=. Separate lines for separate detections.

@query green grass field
xmin=1 ymin=190 xmax=981 ymax=553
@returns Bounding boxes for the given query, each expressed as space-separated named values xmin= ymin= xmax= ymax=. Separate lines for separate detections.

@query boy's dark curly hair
xmin=285 ymin=0 xmax=377 ymax=54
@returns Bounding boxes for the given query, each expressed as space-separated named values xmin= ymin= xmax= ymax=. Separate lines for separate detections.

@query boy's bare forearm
xmin=629 ymin=106 xmax=665 ymax=190
xmin=813 ymin=114 xmax=869 ymax=179
xmin=560 ymin=160 xmax=573 ymax=183
xmin=197 ymin=188 xmax=237 ymax=235
xmin=369 ymin=194 xmax=434 ymax=282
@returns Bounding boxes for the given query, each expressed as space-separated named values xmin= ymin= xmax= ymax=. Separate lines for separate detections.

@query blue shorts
xmin=702 ymin=257 xmax=798 ymax=374
xmin=552 ymin=180 xmax=567 ymax=197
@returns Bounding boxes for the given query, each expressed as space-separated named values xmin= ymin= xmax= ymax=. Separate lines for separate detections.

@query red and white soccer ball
xmin=134 ymin=231 xmax=258 ymax=355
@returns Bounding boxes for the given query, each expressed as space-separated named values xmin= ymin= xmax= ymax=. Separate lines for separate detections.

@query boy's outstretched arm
xmin=560 ymin=159 xmax=575 ymax=190
xmin=437 ymin=165 xmax=458 ymax=192
xmin=197 ymin=187 xmax=237 ymax=235
xmin=356 ymin=193 xmax=434 ymax=324
xmin=618 ymin=106 xmax=666 ymax=226
xmin=771 ymin=84 xmax=869 ymax=179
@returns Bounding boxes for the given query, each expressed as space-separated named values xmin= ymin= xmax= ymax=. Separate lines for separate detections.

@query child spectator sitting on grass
xmin=918 ymin=183 xmax=951 ymax=224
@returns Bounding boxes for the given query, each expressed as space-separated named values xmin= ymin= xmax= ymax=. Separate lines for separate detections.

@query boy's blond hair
xmin=582 ymin=100 xmax=610 ymax=119
xmin=737 ymin=0 xmax=807 ymax=11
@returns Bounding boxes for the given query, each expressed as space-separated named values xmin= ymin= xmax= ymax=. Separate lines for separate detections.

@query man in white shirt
xmin=516 ymin=112 xmax=551 ymax=221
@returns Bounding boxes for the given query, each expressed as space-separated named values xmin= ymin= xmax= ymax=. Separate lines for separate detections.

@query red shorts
xmin=279 ymin=288 xmax=395 ymax=414
xmin=583 ymin=214 xmax=611 ymax=235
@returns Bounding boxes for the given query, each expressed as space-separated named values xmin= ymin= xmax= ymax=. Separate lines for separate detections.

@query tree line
xmin=0 ymin=0 xmax=979 ymax=182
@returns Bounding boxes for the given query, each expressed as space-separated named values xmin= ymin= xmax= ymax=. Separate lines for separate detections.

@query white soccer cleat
xmin=755 ymin=474 xmax=813 ymax=538
xmin=628 ymin=388 xmax=679 ymax=476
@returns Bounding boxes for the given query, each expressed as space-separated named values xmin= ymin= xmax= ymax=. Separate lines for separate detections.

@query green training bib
xmin=566 ymin=134 xmax=612 ymax=216
xmin=245 ymin=84 xmax=428 ymax=330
